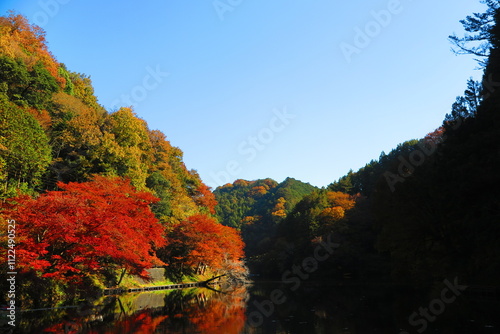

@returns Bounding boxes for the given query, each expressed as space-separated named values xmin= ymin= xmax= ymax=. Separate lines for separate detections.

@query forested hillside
xmin=228 ymin=3 xmax=500 ymax=287
xmin=334 ymin=2 xmax=500 ymax=286
xmin=0 ymin=12 xmax=245 ymax=306
xmin=214 ymin=177 xmax=317 ymax=258
xmin=214 ymin=177 xmax=317 ymax=228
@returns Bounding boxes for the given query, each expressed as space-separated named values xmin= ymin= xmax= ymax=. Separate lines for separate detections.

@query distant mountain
xmin=214 ymin=177 xmax=318 ymax=229
xmin=214 ymin=177 xmax=318 ymax=256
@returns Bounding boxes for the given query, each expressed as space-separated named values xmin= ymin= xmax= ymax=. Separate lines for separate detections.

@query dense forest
xmin=0 ymin=12 xmax=245 ymax=307
xmin=214 ymin=177 xmax=317 ymax=259
xmin=214 ymin=1 xmax=500 ymax=288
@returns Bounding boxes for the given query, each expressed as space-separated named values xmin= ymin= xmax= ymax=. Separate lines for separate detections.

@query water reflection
xmin=6 ymin=282 xmax=500 ymax=333
xmin=14 ymin=285 xmax=247 ymax=333
xmin=245 ymin=282 xmax=415 ymax=334
xmin=244 ymin=282 xmax=500 ymax=334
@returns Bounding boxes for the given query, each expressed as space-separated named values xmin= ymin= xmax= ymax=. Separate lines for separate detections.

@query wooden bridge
xmin=103 ymin=275 xmax=227 ymax=296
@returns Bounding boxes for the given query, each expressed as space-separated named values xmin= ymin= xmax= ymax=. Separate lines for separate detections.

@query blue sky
xmin=1 ymin=0 xmax=486 ymax=188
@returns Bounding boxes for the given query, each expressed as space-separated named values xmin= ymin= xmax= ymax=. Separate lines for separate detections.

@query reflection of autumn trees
xmin=111 ymin=288 xmax=247 ymax=333
xmin=43 ymin=310 xmax=169 ymax=334
xmin=27 ymin=287 xmax=248 ymax=333
xmin=188 ymin=286 xmax=247 ymax=334
xmin=109 ymin=312 xmax=170 ymax=334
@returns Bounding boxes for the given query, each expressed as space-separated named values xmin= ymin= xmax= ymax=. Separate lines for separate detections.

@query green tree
xmin=448 ymin=0 xmax=499 ymax=67
xmin=96 ymin=107 xmax=152 ymax=189
xmin=444 ymin=78 xmax=482 ymax=123
xmin=58 ymin=65 xmax=74 ymax=95
xmin=47 ymin=92 xmax=105 ymax=185
xmin=0 ymin=92 xmax=51 ymax=196
xmin=0 ymin=56 xmax=58 ymax=109
xmin=68 ymin=71 xmax=102 ymax=111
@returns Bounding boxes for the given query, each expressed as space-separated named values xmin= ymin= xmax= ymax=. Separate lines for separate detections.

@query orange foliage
xmin=271 ymin=197 xmax=287 ymax=218
xmin=188 ymin=289 xmax=247 ymax=334
xmin=249 ymin=185 xmax=267 ymax=197
xmin=193 ymin=183 xmax=218 ymax=214
xmin=165 ymin=214 xmax=245 ymax=272
xmin=26 ymin=107 xmax=52 ymax=130
xmin=233 ymin=179 xmax=249 ymax=187
xmin=122 ymin=312 xmax=170 ymax=334
xmin=326 ymin=191 xmax=356 ymax=211
xmin=424 ymin=126 xmax=445 ymax=144
xmin=31 ymin=284 xmax=249 ymax=333
xmin=0 ymin=12 xmax=65 ymax=86
xmin=320 ymin=206 xmax=345 ymax=221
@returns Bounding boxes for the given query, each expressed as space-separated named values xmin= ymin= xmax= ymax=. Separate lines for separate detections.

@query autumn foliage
xmin=192 ymin=183 xmax=218 ymax=215
xmin=187 ymin=288 xmax=247 ymax=334
xmin=0 ymin=12 xmax=65 ymax=86
xmin=163 ymin=214 xmax=245 ymax=273
xmin=41 ymin=286 xmax=248 ymax=334
xmin=2 ymin=176 xmax=165 ymax=281
xmin=0 ymin=12 xmax=247 ymax=291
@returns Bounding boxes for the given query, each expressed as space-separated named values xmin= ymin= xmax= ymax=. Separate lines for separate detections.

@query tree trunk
xmin=117 ymin=268 xmax=127 ymax=286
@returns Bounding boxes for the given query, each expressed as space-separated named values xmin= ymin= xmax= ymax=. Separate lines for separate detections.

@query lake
xmin=5 ymin=281 xmax=500 ymax=333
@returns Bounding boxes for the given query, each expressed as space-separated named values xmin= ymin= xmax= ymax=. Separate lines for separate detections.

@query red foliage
xmin=193 ymin=184 xmax=218 ymax=214
xmin=424 ymin=126 xmax=445 ymax=144
xmin=2 ymin=175 xmax=165 ymax=282
xmin=164 ymin=214 xmax=244 ymax=272
xmin=26 ymin=107 xmax=52 ymax=130
xmin=188 ymin=288 xmax=247 ymax=334
xmin=116 ymin=312 xmax=170 ymax=334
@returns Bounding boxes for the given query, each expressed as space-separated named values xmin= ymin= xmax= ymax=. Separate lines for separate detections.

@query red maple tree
xmin=2 ymin=175 xmax=165 ymax=282
xmin=163 ymin=214 xmax=244 ymax=273
xmin=193 ymin=184 xmax=218 ymax=215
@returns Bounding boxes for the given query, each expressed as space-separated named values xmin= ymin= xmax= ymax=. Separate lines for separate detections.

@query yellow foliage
xmin=271 ymin=209 xmax=287 ymax=218
xmin=326 ymin=191 xmax=355 ymax=211
xmin=0 ymin=13 xmax=65 ymax=86
xmin=320 ymin=206 xmax=345 ymax=221
xmin=250 ymin=185 xmax=267 ymax=197
xmin=271 ymin=197 xmax=287 ymax=218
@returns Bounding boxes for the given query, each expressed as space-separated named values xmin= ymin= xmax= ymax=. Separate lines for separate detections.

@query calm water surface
xmin=4 ymin=281 xmax=500 ymax=333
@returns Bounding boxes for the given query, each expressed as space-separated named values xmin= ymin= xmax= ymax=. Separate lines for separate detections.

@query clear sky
xmin=0 ymin=0 xmax=486 ymax=188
